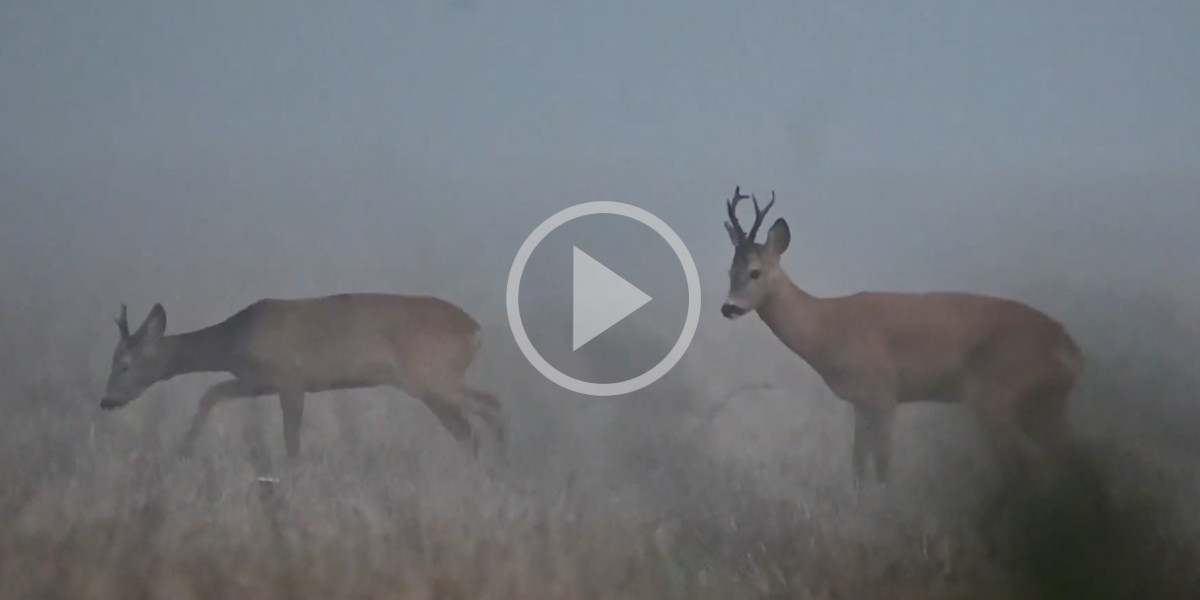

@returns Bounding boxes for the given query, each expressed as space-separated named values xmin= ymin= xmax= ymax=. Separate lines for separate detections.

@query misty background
xmin=2 ymin=0 xmax=1197 ymax=442
xmin=1 ymin=1 xmax=1199 ymax=598
xmin=3 ymin=0 xmax=1197 ymax=299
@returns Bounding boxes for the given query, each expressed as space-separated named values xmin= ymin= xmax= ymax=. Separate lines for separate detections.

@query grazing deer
xmin=718 ymin=185 xmax=1106 ymax=524
xmin=99 ymin=294 xmax=504 ymax=460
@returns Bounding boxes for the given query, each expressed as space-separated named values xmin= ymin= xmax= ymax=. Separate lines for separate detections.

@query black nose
xmin=99 ymin=398 xmax=122 ymax=410
xmin=721 ymin=303 xmax=746 ymax=319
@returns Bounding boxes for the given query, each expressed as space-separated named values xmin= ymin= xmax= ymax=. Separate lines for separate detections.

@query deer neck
xmin=755 ymin=275 xmax=830 ymax=364
xmin=160 ymin=324 xmax=236 ymax=379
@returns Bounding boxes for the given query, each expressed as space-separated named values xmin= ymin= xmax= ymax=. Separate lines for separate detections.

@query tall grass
xmin=1 ymin=283 xmax=1198 ymax=599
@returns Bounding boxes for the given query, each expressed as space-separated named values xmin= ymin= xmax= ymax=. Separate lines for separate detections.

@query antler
xmin=725 ymin=185 xmax=776 ymax=244
xmin=115 ymin=304 xmax=130 ymax=340
xmin=725 ymin=185 xmax=752 ymax=244
xmin=747 ymin=190 xmax=775 ymax=242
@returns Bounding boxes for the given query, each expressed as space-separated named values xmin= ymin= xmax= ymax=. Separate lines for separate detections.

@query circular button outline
xmin=505 ymin=201 xmax=702 ymax=397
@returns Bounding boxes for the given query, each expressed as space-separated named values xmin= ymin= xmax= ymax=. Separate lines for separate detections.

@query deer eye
xmin=748 ymin=269 xmax=762 ymax=280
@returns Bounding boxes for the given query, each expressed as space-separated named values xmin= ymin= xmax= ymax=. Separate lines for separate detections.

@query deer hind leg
xmin=278 ymin=389 xmax=306 ymax=460
xmin=1018 ymin=385 xmax=1109 ymax=518
xmin=465 ymin=388 xmax=505 ymax=449
xmin=396 ymin=343 xmax=492 ymax=458
xmin=418 ymin=393 xmax=479 ymax=457
xmin=971 ymin=389 xmax=1036 ymax=544
xmin=178 ymin=379 xmax=273 ymax=458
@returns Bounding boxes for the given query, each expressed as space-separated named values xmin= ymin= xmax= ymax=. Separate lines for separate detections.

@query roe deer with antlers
xmin=100 ymin=294 xmax=504 ymax=460
xmin=718 ymin=185 xmax=1105 ymax=523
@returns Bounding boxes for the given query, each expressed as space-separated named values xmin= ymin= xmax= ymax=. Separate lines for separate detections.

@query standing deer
xmin=718 ymin=185 xmax=1106 ymax=524
xmin=99 ymin=293 xmax=504 ymax=460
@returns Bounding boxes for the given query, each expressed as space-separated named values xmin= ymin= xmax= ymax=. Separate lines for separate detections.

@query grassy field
xmin=1 ymin=284 xmax=1198 ymax=599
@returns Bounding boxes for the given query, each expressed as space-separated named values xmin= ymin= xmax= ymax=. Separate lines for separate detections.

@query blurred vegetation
xmin=0 ymin=284 xmax=1198 ymax=599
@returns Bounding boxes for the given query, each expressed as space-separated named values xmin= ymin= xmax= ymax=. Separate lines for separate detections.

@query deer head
xmin=720 ymin=185 xmax=791 ymax=319
xmin=100 ymin=303 xmax=169 ymax=409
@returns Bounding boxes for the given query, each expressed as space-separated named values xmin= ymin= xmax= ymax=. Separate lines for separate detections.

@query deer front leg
xmin=178 ymin=379 xmax=271 ymax=458
xmin=852 ymin=406 xmax=872 ymax=490
xmin=278 ymin=389 xmax=306 ymax=460
xmin=851 ymin=404 xmax=897 ymax=488
xmin=869 ymin=406 xmax=897 ymax=484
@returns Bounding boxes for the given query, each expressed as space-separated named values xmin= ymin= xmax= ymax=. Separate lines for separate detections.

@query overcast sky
xmin=2 ymin=0 xmax=1197 ymax=312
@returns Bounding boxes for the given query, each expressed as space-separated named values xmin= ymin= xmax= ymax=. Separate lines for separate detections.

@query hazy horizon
xmin=3 ymin=0 xmax=1198 ymax=310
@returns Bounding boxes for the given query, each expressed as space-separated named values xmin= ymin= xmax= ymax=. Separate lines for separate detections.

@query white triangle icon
xmin=572 ymin=246 xmax=652 ymax=351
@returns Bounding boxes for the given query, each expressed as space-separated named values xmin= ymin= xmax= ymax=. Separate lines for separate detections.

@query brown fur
xmin=719 ymin=186 xmax=1104 ymax=524
xmin=100 ymin=293 xmax=503 ymax=460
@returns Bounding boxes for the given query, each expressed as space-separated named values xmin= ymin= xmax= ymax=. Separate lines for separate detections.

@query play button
xmin=506 ymin=201 xmax=702 ymax=397
xmin=572 ymin=247 xmax=652 ymax=351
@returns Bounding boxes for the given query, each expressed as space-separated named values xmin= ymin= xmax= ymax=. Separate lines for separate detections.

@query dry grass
xmin=1 ymin=285 xmax=1199 ymax=599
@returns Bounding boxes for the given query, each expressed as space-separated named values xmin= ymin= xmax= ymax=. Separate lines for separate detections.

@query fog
xmin=2 ymin=1 xmax=1199 ymax=598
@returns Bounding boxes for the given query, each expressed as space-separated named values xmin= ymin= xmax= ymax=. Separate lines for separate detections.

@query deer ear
xmin=765 ymin=218 xmax=790 ymax=255
xmin=724 ymin=221 xmax=740 ymax=247
xmin=139 ymin=303 xmax=167 ymax=342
